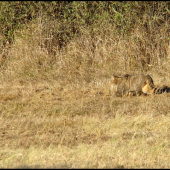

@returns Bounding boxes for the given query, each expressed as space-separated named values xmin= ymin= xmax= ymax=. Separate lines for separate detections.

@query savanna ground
xmin=0 ymin=1 xmax=170 ymax=168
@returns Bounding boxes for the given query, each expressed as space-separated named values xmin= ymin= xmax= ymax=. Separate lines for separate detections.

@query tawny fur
xmin=110 ymin=73 xmax=169 ymax=97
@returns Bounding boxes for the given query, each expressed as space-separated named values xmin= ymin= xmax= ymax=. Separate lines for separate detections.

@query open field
xmin=1 ymin=71 xmax=170 ymax=168
xmin=0 ymin=2 xmax=170 ymax=168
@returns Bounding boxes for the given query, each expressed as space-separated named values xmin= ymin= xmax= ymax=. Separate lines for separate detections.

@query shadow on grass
xmin=11 ymin=164 xmax=71 ymax=169
xmin=7 ymin=163 xmax=127 ymax=169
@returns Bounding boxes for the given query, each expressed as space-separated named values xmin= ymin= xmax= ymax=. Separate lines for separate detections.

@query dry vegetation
xmin=0 ymin=2 xmax=170 ymax=168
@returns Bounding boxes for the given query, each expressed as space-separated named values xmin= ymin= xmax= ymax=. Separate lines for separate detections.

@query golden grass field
xmin=0 ymin=19 xmax=170 ymax=168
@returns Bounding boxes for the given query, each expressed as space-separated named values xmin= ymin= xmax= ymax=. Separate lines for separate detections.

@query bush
xmin=0 ymin=1 xmax=169 ymax=72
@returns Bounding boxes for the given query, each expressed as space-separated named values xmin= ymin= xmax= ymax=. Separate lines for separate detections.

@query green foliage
xmin=0 ymin=1 xmax=169 ymax=47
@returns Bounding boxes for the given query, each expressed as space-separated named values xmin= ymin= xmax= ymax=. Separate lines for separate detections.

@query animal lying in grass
xmin=110 ymin=73 xmax=170 ymax=97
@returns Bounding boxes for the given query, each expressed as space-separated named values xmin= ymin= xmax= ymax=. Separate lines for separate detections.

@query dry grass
xmin=0 ymin=18 xmax=170 ymax=168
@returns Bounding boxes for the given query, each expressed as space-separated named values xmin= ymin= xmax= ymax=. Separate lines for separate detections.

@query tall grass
xmin=0 ymin=1 xmax=170 ymax=168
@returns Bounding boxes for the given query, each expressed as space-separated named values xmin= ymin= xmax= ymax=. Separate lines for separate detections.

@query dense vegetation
xmin=0 ymin=1 xmax=169 ymax=53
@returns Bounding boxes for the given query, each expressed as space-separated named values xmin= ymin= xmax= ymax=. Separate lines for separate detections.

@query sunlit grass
xmin=0 ymin=17 xmax=170 ymax=168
